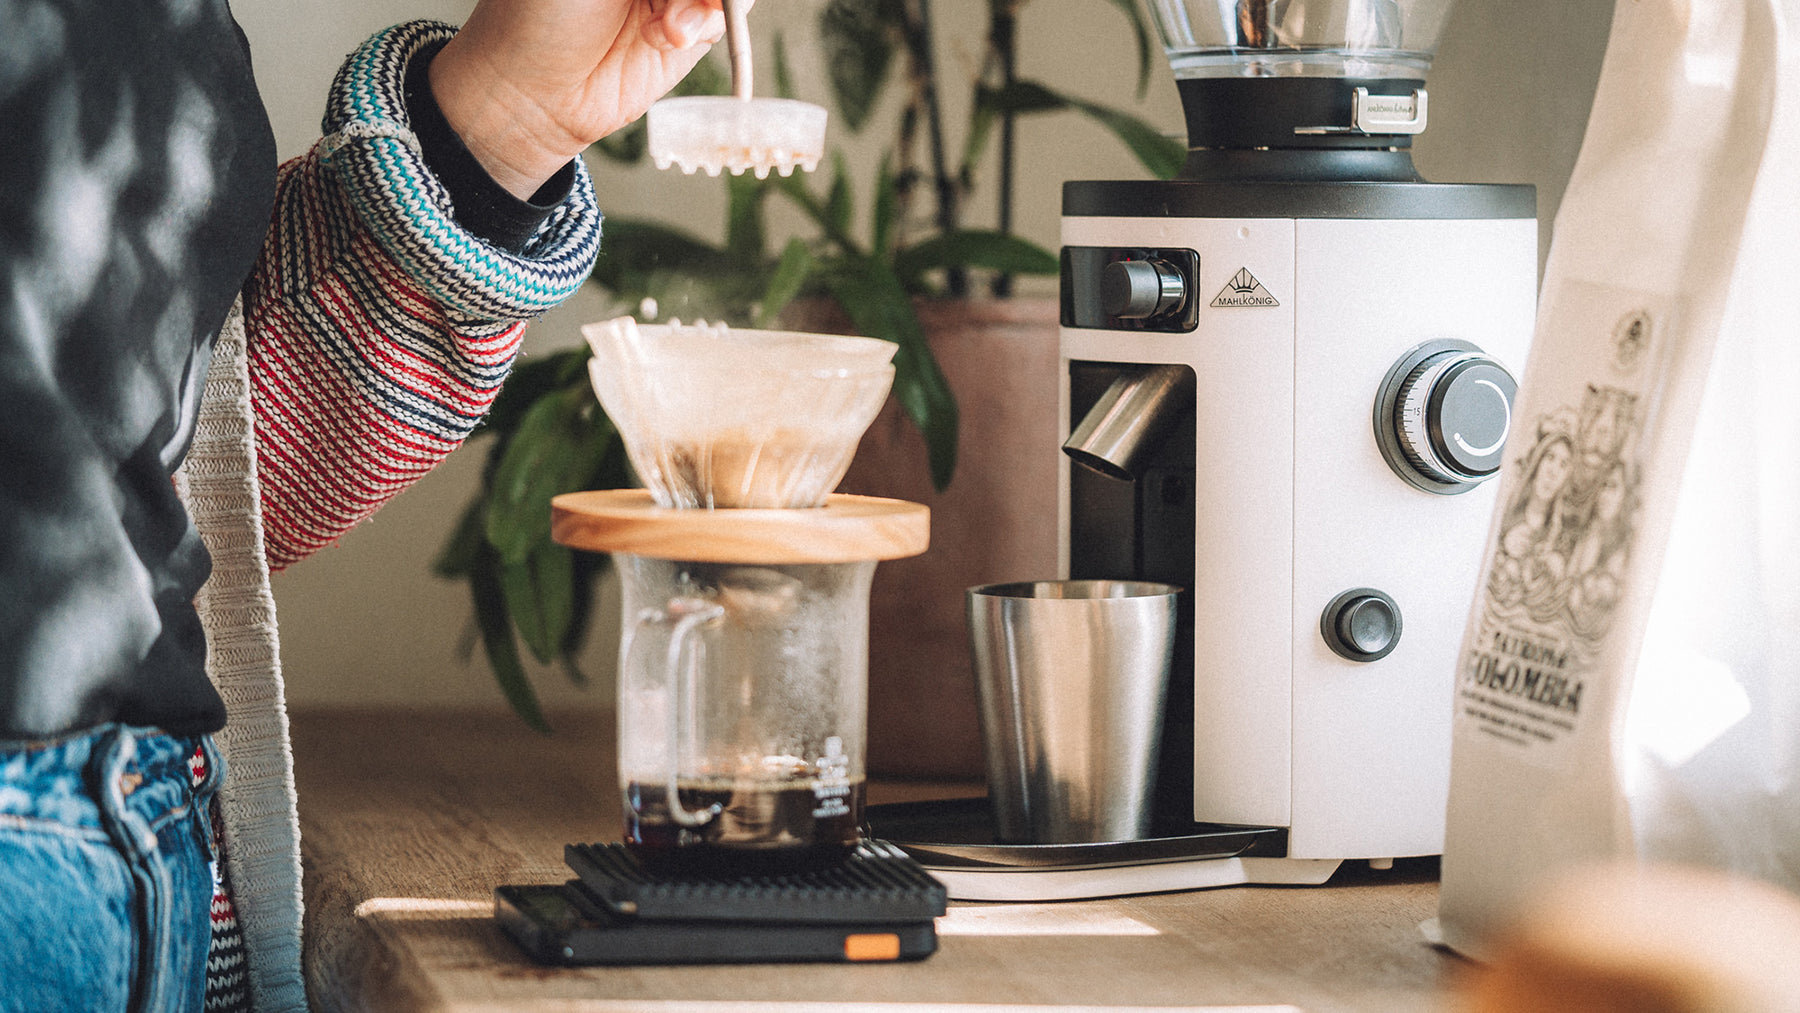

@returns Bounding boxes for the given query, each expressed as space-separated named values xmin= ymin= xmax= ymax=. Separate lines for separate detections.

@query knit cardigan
xmin=171 ymin=22 xmax=602 ymax=1011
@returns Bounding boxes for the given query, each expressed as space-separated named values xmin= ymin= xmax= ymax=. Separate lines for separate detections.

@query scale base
xmin=496 ymin=840 xmax=946 ymax=965
xmin=496 ymin=880 xmax=937 ymax=965
xmin=867 ymin=797 xmax=1342 ymax=902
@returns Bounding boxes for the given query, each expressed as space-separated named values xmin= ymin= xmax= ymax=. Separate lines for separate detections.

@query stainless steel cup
xmin=966 ymin=580 xmax=1180 ymax=844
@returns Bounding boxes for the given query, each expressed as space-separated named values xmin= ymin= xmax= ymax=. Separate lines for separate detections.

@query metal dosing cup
xmin=967 ymin=580 xmax=1180 ymax=844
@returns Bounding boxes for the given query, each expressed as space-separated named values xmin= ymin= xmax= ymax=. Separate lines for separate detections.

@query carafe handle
xmin=631 ymin=597 xmax=726 ymax=829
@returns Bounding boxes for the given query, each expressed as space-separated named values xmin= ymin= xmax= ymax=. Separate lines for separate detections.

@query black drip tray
xmin=866 ymin=796 xmax=1279 ymax=871
xmin=565 ymin=840 xmax=948 ymax=925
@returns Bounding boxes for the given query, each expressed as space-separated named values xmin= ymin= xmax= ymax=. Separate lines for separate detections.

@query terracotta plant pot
xmin=787 ymin=297 xmax=1063 ymax=779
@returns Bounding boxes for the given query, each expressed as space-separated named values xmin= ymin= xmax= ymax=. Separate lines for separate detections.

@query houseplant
xmin=434 ymin=0 xmax=1184 ymax=732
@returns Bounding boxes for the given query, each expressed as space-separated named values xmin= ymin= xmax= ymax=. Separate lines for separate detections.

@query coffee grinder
xmin=1057 ymin=0 xmax=1537 ymax=884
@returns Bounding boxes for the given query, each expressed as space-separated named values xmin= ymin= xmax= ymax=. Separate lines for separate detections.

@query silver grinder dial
xmin=1375 ymin=338 xmax=1519 ymax=494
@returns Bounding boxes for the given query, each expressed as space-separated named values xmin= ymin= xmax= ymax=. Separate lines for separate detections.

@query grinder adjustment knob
xmin=1101 ymin=259 xmax=1187 ymax=320
xmin=1375 ymin=340 xmax=1518 ymax=494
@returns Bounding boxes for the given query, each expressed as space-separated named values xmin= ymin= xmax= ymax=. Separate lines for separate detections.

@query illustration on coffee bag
xmin=1487 ymin=382 xmax=1643 ymax=643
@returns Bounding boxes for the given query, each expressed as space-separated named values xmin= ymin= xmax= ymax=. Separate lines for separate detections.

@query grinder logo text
xmin=1210 ymin=267 xmax=1279 ymax=307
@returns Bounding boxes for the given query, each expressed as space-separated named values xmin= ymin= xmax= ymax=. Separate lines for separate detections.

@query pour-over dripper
xmin=647 ymin=0 xmax=828 ymax=177
xmin=583 ymin=316 xmax=896 ymax=509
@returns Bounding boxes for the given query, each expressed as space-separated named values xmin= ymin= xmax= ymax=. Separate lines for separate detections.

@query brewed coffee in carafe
xmin=616 ymin=555 xmax=876 ymax=876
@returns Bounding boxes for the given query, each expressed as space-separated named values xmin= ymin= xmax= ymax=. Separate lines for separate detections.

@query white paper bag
xmin=1437 ymin=0 xmax=1800 ymax=956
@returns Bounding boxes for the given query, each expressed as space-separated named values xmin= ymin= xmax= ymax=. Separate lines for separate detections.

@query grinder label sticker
xmin=1211 ymin=267 xmax=1280 ymax=307
xmin=1455 ymin=281 xmax=1668 ymax=767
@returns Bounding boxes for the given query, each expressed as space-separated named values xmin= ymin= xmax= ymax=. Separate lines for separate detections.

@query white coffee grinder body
xmin=864 ymin=0 xmax=1541 ymax=901
xmin=1059 ymin=187 xmax=1536 ymax=884
xmin=1050 ymin=0 xmax=1539 ymax=889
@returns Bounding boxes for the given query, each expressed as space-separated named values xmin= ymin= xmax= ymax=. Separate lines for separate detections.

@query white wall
xmin=234 ymin=0 xmax=1615 ymax=713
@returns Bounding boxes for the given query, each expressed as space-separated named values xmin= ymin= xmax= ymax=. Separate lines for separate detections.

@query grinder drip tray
xmin=866 ymin=797 xmax=1288 ymax=901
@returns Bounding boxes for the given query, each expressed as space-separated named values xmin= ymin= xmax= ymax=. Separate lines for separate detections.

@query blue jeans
xmin=0 ymin=725 xmax=222 ymax=1013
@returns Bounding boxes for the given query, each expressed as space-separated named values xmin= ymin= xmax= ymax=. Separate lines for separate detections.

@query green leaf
xmin=499 ymin=540 xmax=575 ymax=666
xmin=894 ymin=229 xmax=1058 ymax=290
xmin=725 ymin=173 xmax=771 ymax=262
xmin=534 ymin=541 xmax=575 ymax=658
xmin=961 ymin=89 xmax=1002 ymax=180
xmin=980 ymin=79 xmax=1068 ymax=115
xmin=471 ymin=550 xmax=550 ymax=733
xmin=432 ymin=500 xmax=486 ymax=579
xmin=1101 ymin=0 xmax=1156 ymax=98
xmin=676 ymin=52 xmax=731 ymax=98
xmin=825 ymin=150 xmax=854 ymax=237
xmin=481 ymin=349 xmax=589 ymax=439
xmin=590 ymin=126 xmax=647 ymax=164
xmin=559 ymin=656 xmax=590 ymax=689
xmin=772 ymin=172 xmax=863 ymax=255
xmin=484 ymin=387 xmax=615 ymax=564
xmin=1067 ymin=95 xmax=1187 ymax=180
xmin=498 ymin=554 xmax=547 ymax=663
xmin=558 ymin=551 xmax=610 ymax=684
xmin=819 ymin=257 xmax=958 ymax=489
xmin=773 ymin=31 xmax=797 ymax=101
xmin=871 ymin=156 xmax=899 ymax=257
xmin=993 ymin=78 xmax=1185 ymax=181
xmin=961 ymin=80 xmax=1064 ymax=175
xmin=755 ymin=238 xmax=817 ymax=328
xmin=483 ymin=397 xmax=572 ymax=561
xmin=589 ymin=219 xmax=737 ymax=296
xmin=819 ymin=0 xmax=898 ymax=132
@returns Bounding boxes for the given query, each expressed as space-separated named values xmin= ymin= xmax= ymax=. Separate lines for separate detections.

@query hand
xmin=429 ymin=0 xmax=734 ymax=199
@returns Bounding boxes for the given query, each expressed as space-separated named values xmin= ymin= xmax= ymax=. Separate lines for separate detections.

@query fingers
xmin=653 ymin=0 xmax=727 ymax=50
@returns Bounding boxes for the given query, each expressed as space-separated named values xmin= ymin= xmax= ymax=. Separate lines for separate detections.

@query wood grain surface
xmin=551 ymin=490 xmax=931 ymax=563
xmin=293 ymin=709 xmax=1460 ymax=1013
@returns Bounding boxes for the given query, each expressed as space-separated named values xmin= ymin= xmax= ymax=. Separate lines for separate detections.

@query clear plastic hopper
xmin=1142 ymin=0 xmax=1460 ymax=180
xmin=1146 ymin=0 xmax=1456 ymax=79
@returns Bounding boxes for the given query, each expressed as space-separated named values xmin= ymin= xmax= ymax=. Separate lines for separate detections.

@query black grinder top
xmin=1175 ymin=75 xmax=1430 ymax=183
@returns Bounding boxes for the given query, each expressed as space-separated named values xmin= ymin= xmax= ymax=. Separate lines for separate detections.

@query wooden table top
xmin=292 ymin=708 xmax=1461 ymax=1013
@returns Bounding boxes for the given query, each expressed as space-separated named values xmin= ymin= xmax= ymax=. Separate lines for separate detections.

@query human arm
xmin=242 ymin=9 xmax=717 ymax=569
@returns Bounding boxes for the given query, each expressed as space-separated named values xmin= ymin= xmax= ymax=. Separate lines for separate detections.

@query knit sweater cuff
xmin=318 ymin=20 xmax=601 ymax=321
xmin=402 ymin=38 xmax=576 ymax=253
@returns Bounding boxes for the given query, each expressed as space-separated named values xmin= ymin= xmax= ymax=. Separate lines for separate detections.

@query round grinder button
xmin=1321 ymin=588 xmax=1403 ymax=662
xmin=1339 ymin=597 xmax=1397 ymax=655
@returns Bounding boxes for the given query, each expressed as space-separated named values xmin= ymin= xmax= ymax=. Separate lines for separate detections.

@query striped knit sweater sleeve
xmin=242 ymin=20 xmax=601 ymax=570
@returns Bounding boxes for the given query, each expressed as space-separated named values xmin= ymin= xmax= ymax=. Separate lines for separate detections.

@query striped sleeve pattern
xmin=242 ymin=20 xmax=601 ymax=570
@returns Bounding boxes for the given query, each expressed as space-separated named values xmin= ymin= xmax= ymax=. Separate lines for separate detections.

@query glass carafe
xmin=615 ymin=553 xmax=876 ymax=876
